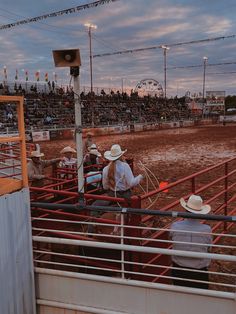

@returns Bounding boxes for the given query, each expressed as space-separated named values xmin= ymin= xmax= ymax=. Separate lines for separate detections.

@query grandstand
xmin=0 ymin=81 xmax=202 ymax=135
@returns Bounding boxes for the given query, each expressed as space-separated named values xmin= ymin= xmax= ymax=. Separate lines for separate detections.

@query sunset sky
xmin=1 ymin=0 xmax=236 ymax=96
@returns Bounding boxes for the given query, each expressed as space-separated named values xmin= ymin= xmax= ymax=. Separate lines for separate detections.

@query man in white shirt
xmin=169 ymin=195 xmax=212 ymax=289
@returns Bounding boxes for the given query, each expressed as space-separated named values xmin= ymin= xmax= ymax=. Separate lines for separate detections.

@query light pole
xmin=84 ymin=23 xmax=97 ymax=93
xmin=3 ymin=65 xmax=7 ymax=86
xmin=161 ymin=45 xmax=170 ymax=104
xmin=52 ymin=48 xmax=83 ymax=195
xmin=202 ymin=56 xmax=208 ymax=99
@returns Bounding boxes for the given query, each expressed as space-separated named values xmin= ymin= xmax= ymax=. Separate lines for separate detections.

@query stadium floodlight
xmin=84 ymin=23 xmax=97 ymax=93
xmin=52 ymin=48 xmax=84 ymax=195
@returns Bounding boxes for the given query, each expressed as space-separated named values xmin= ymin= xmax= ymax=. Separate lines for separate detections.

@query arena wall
xmin=28 ymin=118 xmax=214 ymax=142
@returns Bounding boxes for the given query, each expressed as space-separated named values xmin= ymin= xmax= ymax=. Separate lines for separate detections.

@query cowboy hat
xmin=88 ymin=143 xmax=97 ymax=150
xmin=86 ymin=132 xmax=93 ymax=137
xmin=180 ymin=194 xmax=211 ymax=214
xmin=89 ymin=148 xmax=101 ymax=157
xmin=30 ymin=151 xmax=44 ymax=158
xmin=60 ymin=146 xmax=76 ymax=154
xmin=104 ymin=144 xmax=127 ymax=161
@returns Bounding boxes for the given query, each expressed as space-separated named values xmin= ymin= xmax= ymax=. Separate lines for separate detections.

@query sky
xmin=1 ymin=0 xmax=236 ymax=96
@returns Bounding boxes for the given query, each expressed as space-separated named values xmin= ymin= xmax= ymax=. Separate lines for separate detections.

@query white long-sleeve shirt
xmin=102 ymin=160 xmax=142 ymax=191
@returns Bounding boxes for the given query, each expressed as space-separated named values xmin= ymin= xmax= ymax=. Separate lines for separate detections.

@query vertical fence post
xmin=125 ymin=195 xmax=142 ymax=280
xmin=120 ymin=211 xmax=125 ymax=279
xmin=224 ymin=162 xmax=228 ymax=231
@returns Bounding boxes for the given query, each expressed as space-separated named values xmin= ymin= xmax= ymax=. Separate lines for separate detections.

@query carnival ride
xmin=135 ymin=79 xmax=164 ymax=97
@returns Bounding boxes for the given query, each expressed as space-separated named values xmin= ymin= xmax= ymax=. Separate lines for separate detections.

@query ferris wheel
xmin=135 ymin=79 xmax=164 ymax=97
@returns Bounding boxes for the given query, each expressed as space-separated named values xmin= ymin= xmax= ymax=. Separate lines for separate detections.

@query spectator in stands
xmin=27 ymin=150 xmax=61 ymax=187
xmin=169 ymin=194 xmax=212 ymax=289
xmin=83 ymin=132 xmax=94 ymax=153
xmin=102 ymin=144 xmax=143 ymax=198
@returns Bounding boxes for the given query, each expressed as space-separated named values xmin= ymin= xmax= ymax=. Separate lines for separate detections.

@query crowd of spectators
xmin=0 ymin=81 xmax=193 ymax=132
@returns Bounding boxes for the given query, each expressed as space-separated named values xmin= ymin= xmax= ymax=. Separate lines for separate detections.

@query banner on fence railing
xmin=32 ymin=131 xmax=50 ymax=142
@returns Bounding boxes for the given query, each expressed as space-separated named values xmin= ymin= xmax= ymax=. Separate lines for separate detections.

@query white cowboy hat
xmin=180 ymin=194 xmax=211 ymax=215
xmin=60 ymin=146 xmax=76 ymax=154
xmin=89 ymin=149 xmax=101 ymax=157
xmin=86 ymin=132 xmax=93 ymax=136
xmin=104 ymin=144 xmax=127 ymax=161
xmin=88 ymin=143 xmax=97 ymax=150
xmin=30 ymin=151 xmax=44 ymax=158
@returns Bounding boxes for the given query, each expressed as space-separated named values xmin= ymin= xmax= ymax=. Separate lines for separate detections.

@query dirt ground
xmin=41 ymin=124 xmax=236 ymax=184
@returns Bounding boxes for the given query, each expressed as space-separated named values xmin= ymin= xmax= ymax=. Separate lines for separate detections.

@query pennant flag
xmin=35 ymin=71 xmax=40 ymax=81
xmin=25 ymin=70 xmax=29 ymax=81
xmin=15 ymin=69 xmax=18 ymax=80
xmin=3 ymin=67 xmax=7 ymax=80
xmin=45 ymin=72 xmax=48 ymax=82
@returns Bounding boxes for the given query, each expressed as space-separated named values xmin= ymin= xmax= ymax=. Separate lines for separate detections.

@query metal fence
xmin=32 ymin=206 xmax=236 ymax=294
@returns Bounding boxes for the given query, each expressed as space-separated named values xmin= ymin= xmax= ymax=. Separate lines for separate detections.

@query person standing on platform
xmin=27 ymin=151 xmax=61 ymax=187
xmin=170 ymin=194 xmax=212 ymax=289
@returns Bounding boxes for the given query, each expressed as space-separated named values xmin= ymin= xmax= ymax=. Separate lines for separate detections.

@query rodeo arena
xmin=1 ymin=1 xmax=236 ymax=314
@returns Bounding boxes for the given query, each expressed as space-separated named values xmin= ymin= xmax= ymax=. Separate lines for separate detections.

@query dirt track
xmin=41 ymin=124 xmax=236 ymax=184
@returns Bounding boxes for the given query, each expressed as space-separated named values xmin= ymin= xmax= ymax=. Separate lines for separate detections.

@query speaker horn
xmin=52 ymin=49 xmax=81 ymax=67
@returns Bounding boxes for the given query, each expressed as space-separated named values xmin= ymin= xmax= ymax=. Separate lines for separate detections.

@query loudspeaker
xmin=52 ymin=49 xmax=81 ymax=67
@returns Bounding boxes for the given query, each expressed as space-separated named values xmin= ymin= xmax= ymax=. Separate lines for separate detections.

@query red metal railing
xmin=30 ymin=156 xmax=236 ymax=285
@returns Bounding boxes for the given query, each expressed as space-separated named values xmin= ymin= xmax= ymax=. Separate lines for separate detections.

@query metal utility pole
xmin=161 ymin=45 xmax=170 ymax=105
xmin=202 ymin=56 xmax=208 ymax=99
xmin=84 ymin=23 xmax=97 ymax=93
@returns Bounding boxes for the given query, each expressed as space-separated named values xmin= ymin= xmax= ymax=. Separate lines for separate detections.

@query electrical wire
xmin=93 ymin=35 xmax=236 ymax=58
xmin=168 ymin=61 xmax=236 ymax=70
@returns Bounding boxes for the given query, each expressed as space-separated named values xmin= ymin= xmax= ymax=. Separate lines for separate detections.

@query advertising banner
xmin=32 ymin=131 xmax=50 ymax=142
xmin=206 ymin=91 xmax=225 ymax=107
xmin=205 ymin=91 xmax=225 ymax=115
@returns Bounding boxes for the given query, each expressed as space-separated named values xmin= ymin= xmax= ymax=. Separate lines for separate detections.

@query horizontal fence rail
xmin=32 ymin=206 xmax=236 ymax=294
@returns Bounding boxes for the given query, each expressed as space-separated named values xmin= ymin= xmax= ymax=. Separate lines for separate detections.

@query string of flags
xmin=2 ymin=69 xmax=58 ymax=82
xmin=0 ymin=0 xmax=119 ymax=30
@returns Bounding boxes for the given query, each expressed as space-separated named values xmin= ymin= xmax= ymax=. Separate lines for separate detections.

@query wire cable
xmin=0 ymin=0 xmax=121 ymax=30
xmin=93 ymin=35 xmax=236 ymax=58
